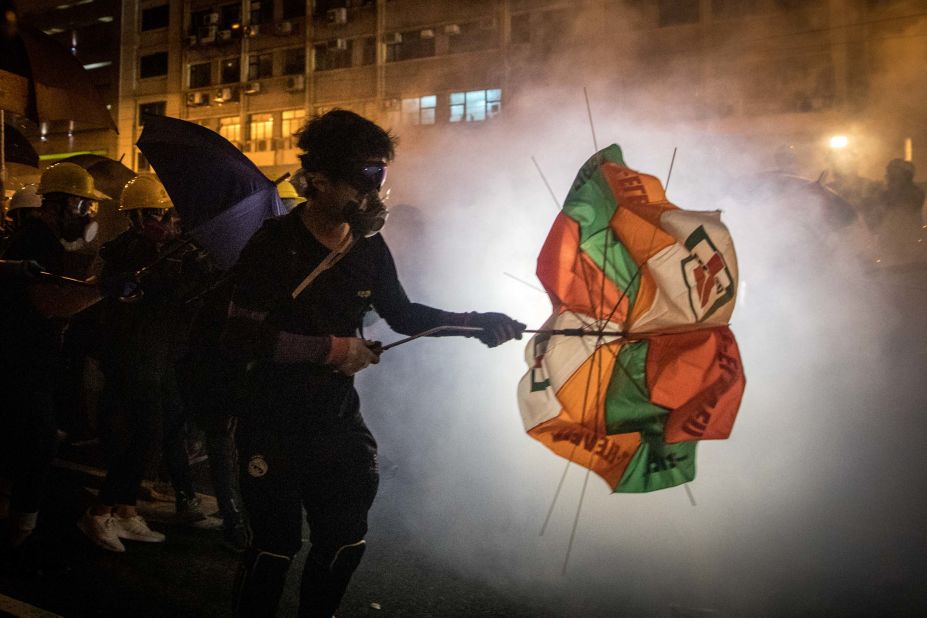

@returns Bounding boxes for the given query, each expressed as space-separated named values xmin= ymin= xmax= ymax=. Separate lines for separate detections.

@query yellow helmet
xmin=277 ymin=180 xmax=306 ymax=207
xmin=38 ymin=162 xmax=111 ymax=200
xmin=9 ymin=183 xmax=42 ymax=211
xmin=119 ymin=176 xmax=173 ymax=212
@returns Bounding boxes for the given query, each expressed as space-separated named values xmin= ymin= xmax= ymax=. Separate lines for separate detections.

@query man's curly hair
xmin=295 ymin=109 xmax=397 ymax=180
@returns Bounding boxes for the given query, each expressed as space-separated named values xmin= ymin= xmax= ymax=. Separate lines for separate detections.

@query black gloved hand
xmin=466 ymin=312 xmax=526 ymax=348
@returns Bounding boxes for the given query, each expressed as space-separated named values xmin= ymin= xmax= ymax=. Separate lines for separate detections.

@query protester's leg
xmin=9 ymin=386 xmax=59 ymax=547
xmin=234 ymin=426 xmax=303 ymax=617
xmin=202 ymin=415 xmax=249 ymax=548
xmin=299 ymin=426 xmax=379 ymax=618
xmin=160 ymin=367 xmax=203 ymax=520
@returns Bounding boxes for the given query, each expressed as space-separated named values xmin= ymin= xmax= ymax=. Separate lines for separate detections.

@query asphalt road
xmin=0 ymin=461 xmax=558 ymax=618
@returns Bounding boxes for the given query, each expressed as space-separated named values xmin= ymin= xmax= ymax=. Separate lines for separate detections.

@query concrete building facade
xmin=106 ymin=0 xmax=926 ymax=179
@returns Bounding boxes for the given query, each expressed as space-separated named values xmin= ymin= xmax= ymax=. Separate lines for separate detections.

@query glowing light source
xmin=829 ymin=135 xmax=849 ymax=149
xmin=83 ymin=61 xmax=112 ymax=70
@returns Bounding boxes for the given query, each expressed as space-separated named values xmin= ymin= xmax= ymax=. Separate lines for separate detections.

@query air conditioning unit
xmin=285 ymin=75 xmax=305 ymax=92
xmin=184 ymin=35 xmax=197 ymax=46
xmin=215 ymin=87 xmax=234 ymax=102
xmin=205 ymin=12 xmax=219 ymax=26
xmin=419 ymin=29 xmax=434 ymax=39
xmin=327 ymin=8 xmax=347 ymax=25
xmin=383 ymin=32 xmax=402 ymax=44
xmin=276 ymin=20 xmax=293 ymax=35
xmin=218 ymin=29 xmax=233 ymax=41
xmin=246 ymin=24 xmax=260 ymax=37
xmin=199 ymin=26 xmax=217 ymax=43
xmin=328 ymin=38 xmax=348 ymax=50
xmin=186 ymin=91 xmax=210 ymax=106
xmin=243 ymin=81 xmax=261 ymax=94
xmin=444 ymin=24 xmax=460 ymax=36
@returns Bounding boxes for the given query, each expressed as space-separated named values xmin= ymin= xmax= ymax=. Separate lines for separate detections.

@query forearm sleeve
xmin=222 ymin=301 xmax=331 ymax=365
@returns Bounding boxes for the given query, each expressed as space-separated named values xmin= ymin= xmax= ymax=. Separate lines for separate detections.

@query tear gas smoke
xmin=353 ymin=3 xmax=927 ymax=615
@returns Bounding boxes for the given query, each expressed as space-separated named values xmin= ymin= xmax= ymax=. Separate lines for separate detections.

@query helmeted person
xmin=78 ymin=175 xmax=211 ymax=552
xmin=6 ymin=183 xmax=42 ymax=234
xmin=276 ymin=179 xmax=306 ymax=212
xmin=226 ymin=110 xmax=525 ymax=617
xmin=874 ymin=159 xmax=926 ymax=262
xmin=0 ymin=162 xmax=106 ymax=564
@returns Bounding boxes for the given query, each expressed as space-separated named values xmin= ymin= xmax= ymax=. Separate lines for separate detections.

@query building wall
xmin=111 ymin=0 xmax=927 ymax=180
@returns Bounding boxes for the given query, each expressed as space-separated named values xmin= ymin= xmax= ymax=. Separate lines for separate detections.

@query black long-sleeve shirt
xmin=225 ymin=208 xmax=456 ymax=431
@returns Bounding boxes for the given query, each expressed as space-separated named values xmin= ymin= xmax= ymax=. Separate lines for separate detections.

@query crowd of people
xmin=0 ymin=110 xmax=525 ymax=616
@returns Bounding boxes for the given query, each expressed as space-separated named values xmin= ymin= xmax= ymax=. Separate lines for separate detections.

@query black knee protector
xmin=298 ymin=541 xmax=366 ymax=618
xmin=234 ymin=548 xmax=292 ymax=618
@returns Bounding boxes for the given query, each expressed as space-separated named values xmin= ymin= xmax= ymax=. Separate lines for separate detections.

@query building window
xmin=449 ymin=89 xmax=501 ymax=123
xmin=247 ymin=53 xmax=273 ymax=80
xmin=220 ymin=57 xmax=240 ymax=84
xmin=219 ymin=3 xmax=242 ymax=30
xmin=189 ymin=62 xmax=212 ymax=89
xmin=219 ymin=116 xmax=242 ymax=146
xmin=401 ymin=95 xmax=436 ymax=125
xmin=248 ymin=113 xmax=274 ymax=151
xmin=711 ymin=0 xmax=761 ymax=18
xmin=314 ymin=40 xmax=353 ymax=71
xmin=139 ymin=101 xmax=166 ymax=125
xmin=190 ymin=8 xmax=211 ymax=35
xmin=250 ymin=0 xmax=273 ymax=25
xmin=360 ymin=36 xmax=376 ymax=65
xmin=511 ymin=13 xmax=530 ymax=44
xmin=141 ymin=4 xmax=169 ymax=31
xmin=448 ymin=19 xmax=497 ymax=55
xmin=282 ymin=0 xmax=306 ymax=20
xmin=385 ymin=30 xmax=435 ymax=62
xmin=283 ymin=48 xmax=305 ymax=75
xmin=281 ymin=109 xmax=305 ymax=149
xmin=658 ymin=0 xmax=700 ymax=27
xmin=139 ymin=51 xmax=168 ymax=79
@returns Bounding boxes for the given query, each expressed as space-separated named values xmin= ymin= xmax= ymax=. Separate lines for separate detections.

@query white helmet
xmin=9 ymin=183 xmax=42 ymax=211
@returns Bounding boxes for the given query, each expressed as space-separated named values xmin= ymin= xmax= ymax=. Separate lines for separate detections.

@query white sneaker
xmin=114 ymin=515 xmax=166 ymax=543
xmin=77 ymin=511 xmax=126 ymax=553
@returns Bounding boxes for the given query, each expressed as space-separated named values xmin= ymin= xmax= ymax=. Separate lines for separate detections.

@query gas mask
xmin=139 ymin=210 xmax=179 ymax=243
xmin=59 ymin=197 xmax=99 ymax=251
xmin=344 ymin=190 xmax=389 ymax=238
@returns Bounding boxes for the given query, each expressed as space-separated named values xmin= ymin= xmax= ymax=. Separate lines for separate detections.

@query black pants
xmin=0 ymin=371 xmax=59 ymax=515
xmin=236 ymin=406 xmax=379 ymax=616
xmin=98 ymin=363 xmax=188 ymax=506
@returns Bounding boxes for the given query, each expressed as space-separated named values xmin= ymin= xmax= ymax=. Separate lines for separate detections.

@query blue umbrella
xmin=136 ymin=114 xmax=286 ymax=269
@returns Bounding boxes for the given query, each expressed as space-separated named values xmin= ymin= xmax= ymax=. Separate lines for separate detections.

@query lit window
xmin=449 ymin=89 xmax=501 ymax=123
xmin=401 ymin=95 xmax=436 ymax=125
xmin=249 ymin=113 xmax=274 ymax=151
xmin=219 ymin=116 xmax=242 ymax=146
xmin=281 ymin=109 xmax=305 ymax=149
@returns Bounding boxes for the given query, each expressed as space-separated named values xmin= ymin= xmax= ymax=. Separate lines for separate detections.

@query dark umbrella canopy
xmin=2 ymin=26 xmax=117 ymax=131
xmin=137 ymin=114 xmax=286 ymax=269
xmin=3 ymin=121 xmax=37 ymax=166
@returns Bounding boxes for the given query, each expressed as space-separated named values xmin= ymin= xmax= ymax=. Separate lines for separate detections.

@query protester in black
xmin=0 ymin=163 xmax=105 ymax=562
xmin=227 ymin=110 xmax=524 ymax=617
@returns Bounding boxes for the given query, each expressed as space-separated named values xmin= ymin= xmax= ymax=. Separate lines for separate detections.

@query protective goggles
xmin=72 ymin=198 xmax=98 ymax=217
xmin=358 ymin=161 xmax=388 ymax=191
xmin=297 ymin=156 xmax=388 ymax=192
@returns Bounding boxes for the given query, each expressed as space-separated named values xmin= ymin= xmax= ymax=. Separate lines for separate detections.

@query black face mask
xmin=344 ymin=190 xmax=388 ymax=238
